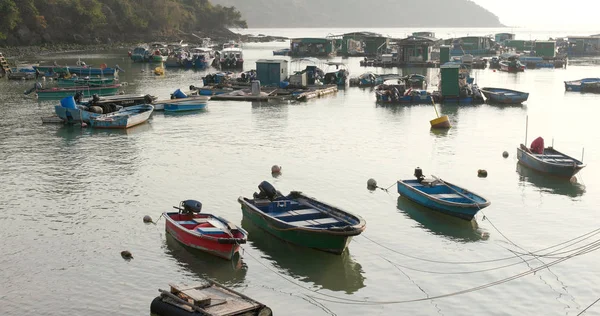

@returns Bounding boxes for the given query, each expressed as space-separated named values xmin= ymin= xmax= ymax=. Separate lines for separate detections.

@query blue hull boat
xmin=517 ymin=144 xmax=585 ymax=178
xmin=164 ymin=100 xmax=208 ymax=112
xmin=480 ymin=87 xmax=529 ymax=104
xmin=564 ymin=78 xmax=600 ymax=92
xmin=397 ymin=170 xmax=490 ymax=220
xmin=89 ymin=104 xmax=154 ymax=129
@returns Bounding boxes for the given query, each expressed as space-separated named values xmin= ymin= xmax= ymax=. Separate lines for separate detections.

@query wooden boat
xmin=54 ymin=94 xmax=155 ymax=123
xmin=57 ymin=77 xmax=115 ymax=87
xmin=163 ymin=97 xmax=210 ymax=112
xmin=164 ymin=200 xmax=248 ymax=260
xmin=397 ymin=168 xmax=490 ymax=220
xmin=480 ymin=87 xmax=529 ymax=104
xmin=218 ymin=44 xmax=244 ymax=69
xmin=151 ymin=281 xmax=272 ymax=316
xmin=88 ymin=104 xmax=153 ymax=129
xmin=499 ymin=60 xmax=525 ymax=72
xmin=238 ymin=181 xmax=366 ymax=254
xmin=564 ymin=78 xmax=600 ymax=92
xmin=33 ymin=65 xmax=120 ymax=76
xmin=517 ymin=144 xmax=585 ymax=178
xmin=29 ymin=84 xmax=122 ymax=100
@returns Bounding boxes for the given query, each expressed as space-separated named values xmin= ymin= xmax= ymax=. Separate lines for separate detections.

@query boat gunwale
xmin=517 ymin=146 xmax=586 ymax=170
xmin=397 ymin=179 xmax=491 ymax=209
xmin=237 ymin=192 xmax=366 ymax=236
xmin=163 ymin=211 xmax=248 ymax=244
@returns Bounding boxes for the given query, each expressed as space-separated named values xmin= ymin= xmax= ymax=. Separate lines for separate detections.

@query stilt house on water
xmin=290 ymin=38 xmax=337 ymax=57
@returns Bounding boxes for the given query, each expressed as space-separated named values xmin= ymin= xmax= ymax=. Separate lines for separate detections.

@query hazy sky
xmin=474 ymin=0 xmax=599 ymax=28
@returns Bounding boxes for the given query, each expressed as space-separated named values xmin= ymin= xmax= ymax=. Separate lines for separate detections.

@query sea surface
xmin=1 ymin=28 xmax=600 ymax=315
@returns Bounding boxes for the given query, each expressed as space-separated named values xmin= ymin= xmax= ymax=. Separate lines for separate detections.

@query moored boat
xmin=26 ymin=83 xmax=122 ymax=100
xmin=218 ymin=42 xmax=244 ymax=69
xmin=499 ymin=59 xmax=525 ymax=72
xmin=480 ymin=87 xmax=529 ymax=104
xmin=323 ymin=62 xmax=349 ymax=86
xmin=88 ymin=104 xmax=153 ymax=129
xmin=163 ymin=99 xmax=209 ymax=112
xmin=564 ymin=78 xmax=600 ymax=92
xmin=397 ymin=168 xmax=491 ymax=220
xmin=273 ymin=48 xmax=290 ymax=56
xmin=517 ymin=138 xmax=585 ymax=178
xmin=238 ymin=181 xmax=366 ymax=254
xmin=150 ymin=281 xmax=271 ymax=316
xmin=163 ymin=199 xmax=248 ymax=260
xmin=57 ymin=77 xmax=116 ymax=87
xmin=375 ymin=80 xmax=433 ymax=104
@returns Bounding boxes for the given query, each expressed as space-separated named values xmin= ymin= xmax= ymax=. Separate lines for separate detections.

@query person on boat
xmin=530 ymin=137 xmax=545 ymax=154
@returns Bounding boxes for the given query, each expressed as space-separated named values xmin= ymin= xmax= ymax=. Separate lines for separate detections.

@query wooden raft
xmin=162 ymin=282 xmax=262 ymax=315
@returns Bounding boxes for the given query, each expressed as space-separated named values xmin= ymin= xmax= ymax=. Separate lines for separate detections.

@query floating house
xmin=290 ymin=38 xmax=337 ymax=57
xmin=256 ymin=59 xmax=289 ymax=86
xmin=534 ymin=41 xmax=556 ymax=58
xmin=495 ymin=33 xmax=515 ymax=45
xmin=448 ymin=36 xmax=495 ymax=56
xmin=505 ymin=40 xmax=535 ymax=53
xmin=395 ymin=36 xmax=439 ymax=63
xmin=435 ymin=62 xmax=484 ymax=104
xmin=565 ymin=35 xmax=600 ymax=57
xmin=332 ymin=32 xmax=389 ymax=57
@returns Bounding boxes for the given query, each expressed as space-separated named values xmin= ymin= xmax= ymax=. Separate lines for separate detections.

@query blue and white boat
xmin=163 ymin=97 xmax=210 ymax=112
xmin=88 ymin=104 xmax=154 ymax=129
xmin=564 ymin=78 xmax=600 ymax=92
xmin=480 ymin=87 xmax=529 ymax=104
xmin=397 ymin=168 xmax=490 ymax=220
xmin=517 ymin=144 xmax=586 ymax=178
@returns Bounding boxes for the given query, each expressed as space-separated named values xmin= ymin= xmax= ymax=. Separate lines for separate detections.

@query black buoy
xmin=478 ymin=169 xmax=488 ymax=178
xmin=143 ymin=215 xmax=153 ymax=223
xmin=271 ymin=165 xmax=281 ymax=174
xmin=414 ymin=167 xmax=425 ymax=182
xmin=121 ymin=250 xmax=133 ymax=260
xmin=502 ymin=151 xmax=509 ymax=158
xmin=367 ymin=178 xmax=377 ymax=191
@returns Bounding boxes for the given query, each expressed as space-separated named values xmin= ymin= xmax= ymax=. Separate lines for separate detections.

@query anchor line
xmin=577 ymin=296 xmax=600 ymax=316
xmin=306 ymin=241 xmax=600 ymax=306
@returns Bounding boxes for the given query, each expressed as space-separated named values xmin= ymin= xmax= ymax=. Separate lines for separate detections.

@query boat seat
xmin=192 ymin=218 xmax=209 ymax=224
xmin=284 ymin=220 xmax=313 ymax=227
xmin=274 ymin=209 xmax=324 ymax=222
xmin=195 ymin=227 xmax=224 ymax=234
xmin=307 ymin=218 xmax=343 ymax=227
xmin=177 ymin=221 xmax=199 ymax=225
xmin=430 ymin=193 xmax=463 ymax=199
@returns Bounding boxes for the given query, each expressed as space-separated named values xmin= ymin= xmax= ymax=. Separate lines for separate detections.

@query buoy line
xmin=360 ymin=226 xmax=600 ymax=265
xmin=306 ymin=241 xmax=600 ymax=306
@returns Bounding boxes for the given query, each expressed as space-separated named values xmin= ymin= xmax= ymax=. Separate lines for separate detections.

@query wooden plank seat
xmin=195 ymin=227 xmax=224 ymax=234
xmin=286 ymin=217 xmax=343 ymax=228
xmin=274 ymin=208 xmax=325 ymax=222
xmin=192 ymin=218 xmax=209 ymax=224
xmin=178 ymin=220 xmax=199 ymax=225
xmin=430 ymin=193 xmax=464 ymax=199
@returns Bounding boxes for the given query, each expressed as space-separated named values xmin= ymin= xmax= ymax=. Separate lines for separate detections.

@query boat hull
xmin=163 ymin=102 xmax=207 ymax=112
xmin=397 ymin=180 xmax=490 ymax=220
xmin=480 ymin=87 xmax=529 ymax=104
xmin=516 ymin=147 xmax=585 ymax=178
xmin=36 ymin=85 xmax=121 ymax=100
xmin=164 ymin=215 xmax=241 ymax=260
xmin=240 ymin=203 xmax=352 ymax=254
xmin=88 ymin=104 xmax=153 ymax=129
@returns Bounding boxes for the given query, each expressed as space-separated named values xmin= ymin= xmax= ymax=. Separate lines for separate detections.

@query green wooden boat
xmin=57 ymin=77 xmax=116 ymax=87
xmin=238 ymin=181 xmax=366 ymax=254
xmin=29 ymin=84 xmax=122 ymax=100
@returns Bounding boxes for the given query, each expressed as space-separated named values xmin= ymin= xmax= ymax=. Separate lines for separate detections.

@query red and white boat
xmin=164 ymin=200 xmax=248 ymax=260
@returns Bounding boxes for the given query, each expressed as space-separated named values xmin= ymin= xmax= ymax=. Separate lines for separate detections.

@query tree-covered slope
xmin=0 ymin=0 xmax=247 ymax=45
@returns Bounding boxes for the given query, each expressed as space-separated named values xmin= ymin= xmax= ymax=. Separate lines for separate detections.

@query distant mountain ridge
xmin=211 ymin=0 xmax=503 ymax=28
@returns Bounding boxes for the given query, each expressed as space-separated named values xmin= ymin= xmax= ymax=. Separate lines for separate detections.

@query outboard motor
xmin=74 ymin=91 xmax=84 ymax=103
xmin=414 ymin=167 xmax=425 ymax=183
xmin=253 ymin=181 xmax=278 ymax=200
xmin=180 ymin=200 xmax=202 ymax=214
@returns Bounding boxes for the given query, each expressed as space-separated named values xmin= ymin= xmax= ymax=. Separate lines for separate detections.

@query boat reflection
xmin=516 ymin=163 xmax=586 ymax=198
xmin=241 ymin=218 xmax=366 ymax=294
xmin=164 ymin=233 xmax=247 ymax=285
xmin=397 ymin=196 xmax=487 ymax=243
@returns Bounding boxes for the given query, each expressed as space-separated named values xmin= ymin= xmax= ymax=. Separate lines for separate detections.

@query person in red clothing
xmin=530 ymin=136 xmax=545 ymax=154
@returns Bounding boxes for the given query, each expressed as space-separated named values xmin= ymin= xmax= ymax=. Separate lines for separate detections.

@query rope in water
xmin=577 ymin=296 xmax=600 ymax=316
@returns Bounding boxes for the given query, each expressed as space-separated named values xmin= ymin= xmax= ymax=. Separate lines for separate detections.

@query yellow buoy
xmin=430 ymin=115 xmax=451 ymax=129
xmin=154 ymin=66 xmax=164 ymax=76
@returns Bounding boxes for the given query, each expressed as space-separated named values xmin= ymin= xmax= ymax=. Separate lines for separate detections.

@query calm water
xmin=1 ymin=28 xmax=600 ymax=315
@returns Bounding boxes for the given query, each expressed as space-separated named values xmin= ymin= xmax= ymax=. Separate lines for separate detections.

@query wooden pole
xmin=432 ymin=99 xmax=440 ymax=118
xmin=525 ymin=115 xmax=528 ymax=145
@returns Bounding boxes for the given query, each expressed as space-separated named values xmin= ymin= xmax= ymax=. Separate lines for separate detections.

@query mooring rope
xmin=577 ymin=296 xmax=600 ymax=316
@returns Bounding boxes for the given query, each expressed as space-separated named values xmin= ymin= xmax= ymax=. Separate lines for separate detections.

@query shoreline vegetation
xmin=0 ymin=0 xmax=251 ymax=58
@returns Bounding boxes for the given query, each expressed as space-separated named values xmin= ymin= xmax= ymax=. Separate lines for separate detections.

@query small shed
xmin=396 ymin=36 xmax=438 ymax=62
xmin=290 ymin=38 xmax=336 ymax=57
xmin=439 ymin=45 xmax=451 ymax=64
xmin=535 ymin=41 xmax=556 ymax=57
xmin=440 ymin=63 xmax=460 ymax=97
xmin=256 ymin=59 xmax=289 ymax=86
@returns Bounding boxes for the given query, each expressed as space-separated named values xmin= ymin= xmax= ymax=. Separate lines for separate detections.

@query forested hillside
xmin=0 ymin=0 xmax=246 ymax=46
xmin=211 ymin=0 xmax=504 ymax=28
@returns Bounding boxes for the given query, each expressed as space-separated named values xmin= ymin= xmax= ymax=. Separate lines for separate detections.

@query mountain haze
xmin=211 ymin=0 xmax=503 ymax=28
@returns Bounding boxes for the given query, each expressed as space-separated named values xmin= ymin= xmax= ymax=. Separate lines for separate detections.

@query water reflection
xmin=430 ymin=127 xmax=450 ymax=138
xmin=516 ymin=163 xmax=586 ymax=198
xmin=241 ymin=218 xmax=366 ymax=294
xmin=164 ymin=233 xmax=247 ymax=285
xmin=397 ymin=196 xmax=486 ymax=242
